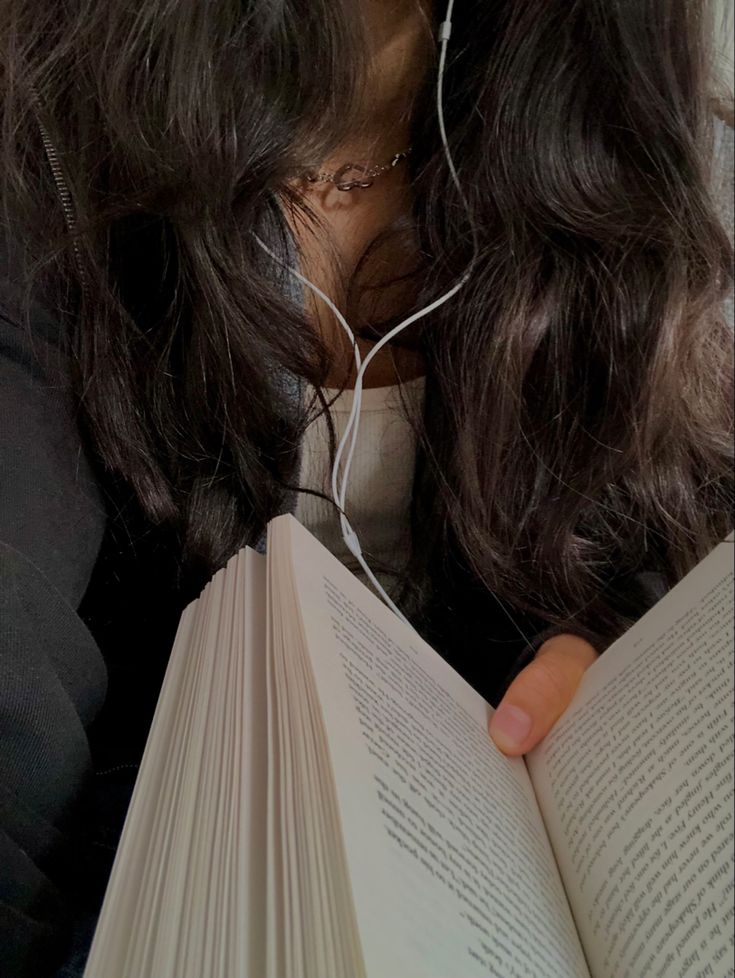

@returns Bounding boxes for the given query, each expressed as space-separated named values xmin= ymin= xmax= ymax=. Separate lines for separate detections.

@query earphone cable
xmin=255 ymin=0 xmax=477 ymax=627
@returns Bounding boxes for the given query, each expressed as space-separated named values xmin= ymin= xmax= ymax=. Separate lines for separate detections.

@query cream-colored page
xmin=278 ymin=516 xmax=590 ymax=978
xmin=528 ymin=537 xmax=735 ymax=978
xmin=242 ymin=549 xmax=268 ymax=976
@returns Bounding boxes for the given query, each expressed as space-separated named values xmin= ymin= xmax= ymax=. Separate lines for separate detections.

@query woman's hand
xmin=488 ymin=634 xmax=598 ymax=755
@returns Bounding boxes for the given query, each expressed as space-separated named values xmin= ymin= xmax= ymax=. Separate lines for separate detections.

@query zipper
xmin=31 ymin=89 xmax=88 ymax=291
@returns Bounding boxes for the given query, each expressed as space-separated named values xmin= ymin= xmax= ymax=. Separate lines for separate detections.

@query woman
xmin=0 ymin=0 xmax=732 ymax=974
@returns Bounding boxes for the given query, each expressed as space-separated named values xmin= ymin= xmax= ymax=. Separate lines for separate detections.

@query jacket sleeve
xmin=0 ymin=232 xmax=108 ymax=977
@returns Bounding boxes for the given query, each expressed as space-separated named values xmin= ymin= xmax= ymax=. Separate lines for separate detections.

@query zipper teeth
xmin=35 ymin=109 xmax=88 ymax=289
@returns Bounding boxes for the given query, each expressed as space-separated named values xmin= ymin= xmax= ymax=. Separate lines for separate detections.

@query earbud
xmin=255 ymin=0 xmax=471 ymax=627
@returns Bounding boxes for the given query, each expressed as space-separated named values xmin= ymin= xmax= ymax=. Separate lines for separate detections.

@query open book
xmin=83 ymin=517 xmax=734 ymax=978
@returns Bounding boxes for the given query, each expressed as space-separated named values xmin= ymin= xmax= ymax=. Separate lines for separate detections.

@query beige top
xmin=294 ymin=376 xmax=425 ymax=590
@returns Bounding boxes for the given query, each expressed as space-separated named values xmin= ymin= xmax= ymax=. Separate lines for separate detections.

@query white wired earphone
xmin=255 ymin=0 xmax=472 ymax=627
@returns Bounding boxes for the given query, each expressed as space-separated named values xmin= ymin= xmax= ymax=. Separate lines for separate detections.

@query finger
xmin=488 ymin=634 xmax=598 ymax=756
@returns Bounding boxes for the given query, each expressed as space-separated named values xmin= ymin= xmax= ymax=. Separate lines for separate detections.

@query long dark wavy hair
xmin=1 ymin=0 xmax=733 ymax=644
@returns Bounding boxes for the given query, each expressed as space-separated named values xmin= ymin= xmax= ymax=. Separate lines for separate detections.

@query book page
xmin=242 ymin=549 xmax=268 ymax=976
xmin=84 ymin=548 xmax=271 ymax=978
xmin=528 ymin=538 xmax=735 ymax=978
xmin=276 ymin=516 xmax=590 ymax=978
